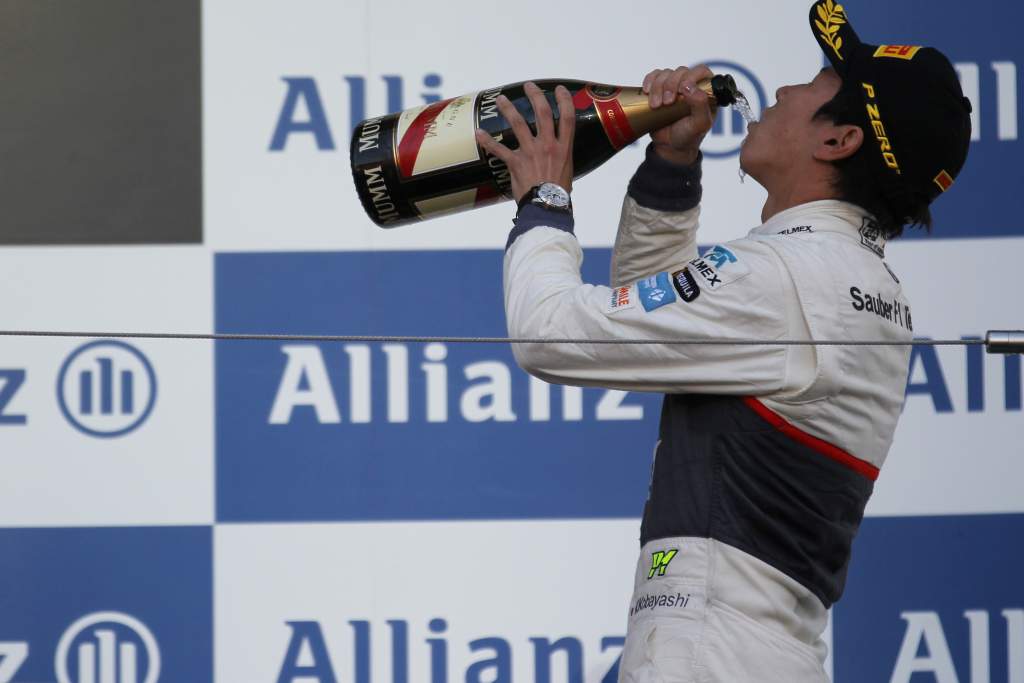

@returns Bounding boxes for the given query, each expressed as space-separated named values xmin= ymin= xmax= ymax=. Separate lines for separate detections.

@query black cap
xmin=809 ymin=1 xmax=972 ymax=204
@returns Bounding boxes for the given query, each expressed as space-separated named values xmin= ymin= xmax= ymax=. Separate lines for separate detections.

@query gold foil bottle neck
xmin=613 ymin=75 xmax=737 ymax=141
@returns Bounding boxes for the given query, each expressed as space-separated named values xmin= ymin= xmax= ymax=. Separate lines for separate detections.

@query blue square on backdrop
xmin=215 ymin=248 xmax=663 ymax=523
xmin=833 ymin=514 xmax=1024 ymax=683
xmin=0 ymin=526 xmax=212 ymax=683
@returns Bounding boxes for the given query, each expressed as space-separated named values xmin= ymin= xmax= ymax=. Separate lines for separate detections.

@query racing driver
xmin=475 ymin=1 xmax=973 ymax=680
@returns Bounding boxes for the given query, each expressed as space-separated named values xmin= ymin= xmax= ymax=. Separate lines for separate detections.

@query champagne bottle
xmin=351 ymin=76 xmax=740 ymax=228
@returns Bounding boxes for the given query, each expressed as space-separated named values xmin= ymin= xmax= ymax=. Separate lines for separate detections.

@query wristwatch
xmin=517 ymin=182 xmax=572 ymax=214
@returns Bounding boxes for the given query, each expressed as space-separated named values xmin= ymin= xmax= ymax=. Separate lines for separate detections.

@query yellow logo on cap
xmin=815 ymin=1 xmax=848 ymax=61
xmin=874 ymin=45 xmax=923 ymax=60
xmin=862 ymin=82 xmax=902 ymax=174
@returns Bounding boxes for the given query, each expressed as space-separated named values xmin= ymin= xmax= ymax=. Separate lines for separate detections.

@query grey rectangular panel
xmin=0 ymin=0 xmax=201 ymax=244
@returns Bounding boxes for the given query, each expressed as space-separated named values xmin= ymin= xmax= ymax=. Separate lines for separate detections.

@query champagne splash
xmin=732 ymin=93 xmax=758 ymax=125
xmin=733 ymin=92 xmax=755 ymax=184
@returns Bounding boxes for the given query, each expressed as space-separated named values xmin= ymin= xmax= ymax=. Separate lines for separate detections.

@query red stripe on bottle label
xmin=598 ymin=98 xmax=636 ymax=150
xmin=396 ymin=99 xmax=453 ymax=178
xmin=572 ymin=86 xmax=636 ymax=150
xmin=742 ymin=397 xmax=880 ymax=481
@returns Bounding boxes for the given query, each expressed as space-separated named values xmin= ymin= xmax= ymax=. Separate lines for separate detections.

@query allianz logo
xmin=890 ymin=609 xmax=1024 ymax=683
xmin=57 ymin=341 xmax=157 ymax=438
xmin=955 ymin=61 xmax=1019 ymax=142
xmin=0 ymin=611 xmax=159 ymax=683
xmin=0 ymin=341 xmax=157 ymax=438
xmin=276 ymin=618 xmax=624 ymax=683
xmin=269 ymin=343 xmax=644 ymax=425
xmin=271 ymin=609 xmax=1024 ymax=683
xmin=907 ymin=340 xmax=1022 ymax=414
xmin=268 ymin=74 xmax=444 ymax=152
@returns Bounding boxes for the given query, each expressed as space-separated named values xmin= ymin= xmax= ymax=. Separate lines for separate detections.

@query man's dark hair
xmin=814 ymin=89 xmax=932 ymax=240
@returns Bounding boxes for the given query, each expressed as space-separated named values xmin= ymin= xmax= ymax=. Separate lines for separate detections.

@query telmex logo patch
xmin=688 ymin=246 xmax=751 ymax=292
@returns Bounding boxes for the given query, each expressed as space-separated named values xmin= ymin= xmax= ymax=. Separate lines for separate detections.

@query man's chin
xmin=737 ymin=154 xmax=768 ymax=189
xmin=738 ymin=149 xmax=756 ymax=177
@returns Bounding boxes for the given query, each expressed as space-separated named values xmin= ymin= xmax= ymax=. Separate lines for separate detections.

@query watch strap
xmin=516 ymin=186 xmax=541 ymax=213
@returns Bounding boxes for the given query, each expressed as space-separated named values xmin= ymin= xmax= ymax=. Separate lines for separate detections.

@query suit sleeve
xmin=610 ymin=144 xmax=704 ymax=287
xmin=503 ymin=223 xmax=795 ymax=395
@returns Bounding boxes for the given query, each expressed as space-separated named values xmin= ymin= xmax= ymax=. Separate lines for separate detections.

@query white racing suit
xmin=503 ymin=147 xmax=913 ymax=682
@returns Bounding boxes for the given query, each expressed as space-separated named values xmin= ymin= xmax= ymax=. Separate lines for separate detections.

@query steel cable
xmin=0 ymin=330 xmax=990 ymax=346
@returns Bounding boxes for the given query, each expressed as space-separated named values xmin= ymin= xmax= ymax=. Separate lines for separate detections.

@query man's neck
xmin=759 ymin=175 xmax=839 ymax=224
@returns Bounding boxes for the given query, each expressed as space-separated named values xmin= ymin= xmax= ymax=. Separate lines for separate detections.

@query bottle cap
xmin=709 ymin=75 xmax=739 ymax=107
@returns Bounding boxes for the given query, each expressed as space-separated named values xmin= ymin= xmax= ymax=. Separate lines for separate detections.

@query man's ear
xmin=814 ymin=124 xmax=864 ymax=162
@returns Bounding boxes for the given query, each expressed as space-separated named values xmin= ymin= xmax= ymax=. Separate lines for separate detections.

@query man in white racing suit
xmin=475 ymin=2 xmax=972 ymax=680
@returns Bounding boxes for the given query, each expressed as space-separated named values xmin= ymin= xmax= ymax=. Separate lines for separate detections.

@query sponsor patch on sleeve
xmin=606 ymin=285 xmax=636 ymax=314
xmin=671 ymin=268 xmax=701 ymax=303
xmin=636 ymin=272 xmax=677 ymax=312
xmin=687 ymin=245 xmax=751 ymax=292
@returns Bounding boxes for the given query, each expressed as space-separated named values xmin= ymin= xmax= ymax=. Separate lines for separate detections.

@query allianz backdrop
xmin=0 ymin=1 xmax=1020 ymax=682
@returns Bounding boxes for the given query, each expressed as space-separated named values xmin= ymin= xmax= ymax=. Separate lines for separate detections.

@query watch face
xmin=538 ymin=183 xmax=570 ymax=208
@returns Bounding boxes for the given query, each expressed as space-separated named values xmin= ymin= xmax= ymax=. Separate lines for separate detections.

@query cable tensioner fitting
xmin=985 ymin=331 xmax=1024 ymax=354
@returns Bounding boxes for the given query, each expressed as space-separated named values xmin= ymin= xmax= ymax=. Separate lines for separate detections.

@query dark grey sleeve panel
xmin=627 ymin=144 xmax=703 ymax=212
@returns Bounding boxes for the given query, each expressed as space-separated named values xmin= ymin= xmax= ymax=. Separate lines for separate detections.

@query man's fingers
xmin=555 ymin=85 xmax=576 ymax=145
xmin=650 ymin=69 xmax=673 ymax=107
xmin=496 ymin=93 xmax=534 ymax=149
xmin=642 ymin=70 xmax=660 ymax=95
xmin=525 ymin=82 xmax=555 ymax=141
xmin=684 ymin=88 xmax=715 ymax=137
xmin=662 ymin=67 xmax=691 ymax=107
xmin=475 ymin=128 xmax=514 ymax=164
xmin=648 ymin=65 xmax=717 ymax=108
